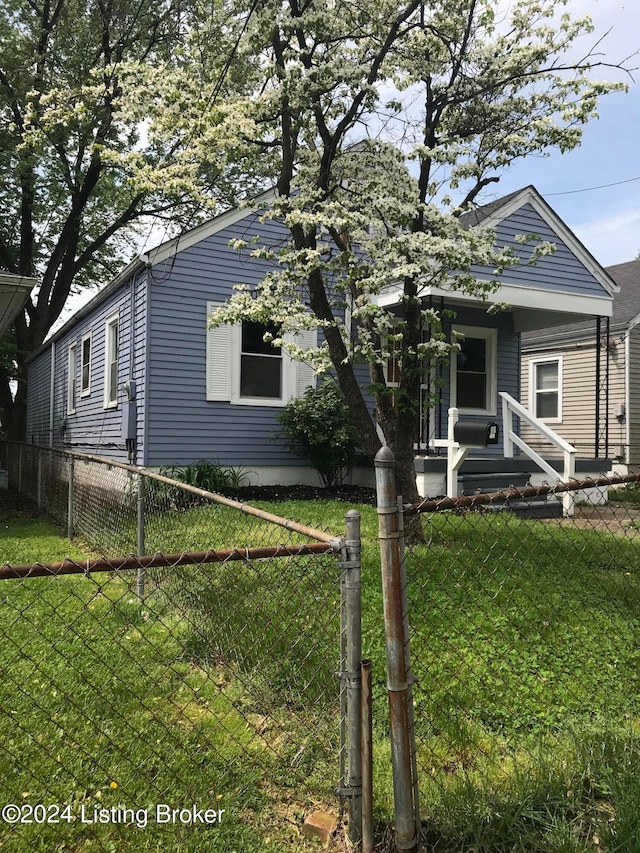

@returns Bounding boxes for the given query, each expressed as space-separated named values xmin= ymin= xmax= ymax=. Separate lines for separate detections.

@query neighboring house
xmin=24 ymin=186 xmax=617 ymax=495
xmin=521 ymin=258 xmax=640 ymax=471
xmin=0 ymin=273 xmax=37 ymax=339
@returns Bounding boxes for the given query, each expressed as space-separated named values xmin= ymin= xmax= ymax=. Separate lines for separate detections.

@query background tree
xmin=0 ymin=0 xmax=258 ymax=438
xmin=211 ymin=0 xmax=631 ymax=503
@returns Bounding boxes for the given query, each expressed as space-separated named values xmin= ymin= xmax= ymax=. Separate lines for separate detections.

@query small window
xmin=104 ymin=313 xmax=119 ymax=408
xmin=67 ymin=342 xmax=77 ymax=415
xmin=451 ymin=326 xmax=497 ymax=415
xmin=530 ymin=357 xmax=562 ymax=422
xmin=81 ymin=333 xmax=91 ymax=396
xmin=238 ymin=320 xmax=282 ymax=400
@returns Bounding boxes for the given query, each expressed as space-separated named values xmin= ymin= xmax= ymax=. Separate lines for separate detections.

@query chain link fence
xmin=1 ymin=442 xmax=362 ymax=852
xmin=374 ymin=455 xmax=640 ymax=853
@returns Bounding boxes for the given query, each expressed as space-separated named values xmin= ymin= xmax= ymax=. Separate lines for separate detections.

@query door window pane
xmin=457 ymin=337 xmax=487 ymax=410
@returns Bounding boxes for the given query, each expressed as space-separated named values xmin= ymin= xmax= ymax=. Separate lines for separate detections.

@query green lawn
xmin=252 ymin=500 xmax=640 ymax=853
xmin=0 ymin=499 xmax=342 ymax=852
xmin=3 ymin=494 xmax=640 ymax=852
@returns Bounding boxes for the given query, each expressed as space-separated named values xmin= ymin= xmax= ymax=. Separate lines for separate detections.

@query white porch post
xmin=431 ymin=407 xmax=470 ymax=499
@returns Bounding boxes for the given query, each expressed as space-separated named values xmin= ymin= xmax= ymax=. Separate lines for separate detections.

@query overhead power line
xmin=546 ymin=175 xmax=640 ymax=196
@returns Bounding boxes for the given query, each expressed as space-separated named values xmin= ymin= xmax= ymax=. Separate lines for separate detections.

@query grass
xmin=3 ymin=492 xmax=640 ymax=851
xmin=0 ymin=498 xmax=342 ymax=852
xmin=248 ymin=499 xmax=640 ymax=852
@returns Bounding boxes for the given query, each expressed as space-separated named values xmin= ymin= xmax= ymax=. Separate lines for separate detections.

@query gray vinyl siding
xmin=26 ymin=271 xmax=147 ymax=463
xmin=25 ymin=347 xmax=52 ymax=445
xmin=627 ymin=328 xmax=640 ymax=464
xmin=470 ymin=203 xmax=609 ymax=297
xmin=521 ymin=340 xmax=626 ymax=460
xmin=145 ymin=213 xmax=306 ymax=467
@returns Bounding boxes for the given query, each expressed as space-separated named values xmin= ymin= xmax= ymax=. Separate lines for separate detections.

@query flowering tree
xmin=210 ymin=0 xmax=630 ymax=503
xmin=0 ymin=0 xmax=257 ymax=438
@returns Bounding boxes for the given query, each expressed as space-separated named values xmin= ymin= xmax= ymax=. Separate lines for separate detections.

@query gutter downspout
xmin=606 ymin=317 xmax=610 ymax=458
xmin=625 ymin=332 xmax=630 ymax=465
xmin=595 ymin=317 xmax=601 ymax=458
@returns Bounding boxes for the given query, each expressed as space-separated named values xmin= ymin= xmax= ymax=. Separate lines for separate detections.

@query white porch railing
xmin=500 ymin=391 xmax=576 ymax=517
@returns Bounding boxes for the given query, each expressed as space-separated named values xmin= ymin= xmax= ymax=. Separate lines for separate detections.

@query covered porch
xmin=395 ymin=280 xmax=616 ymax=504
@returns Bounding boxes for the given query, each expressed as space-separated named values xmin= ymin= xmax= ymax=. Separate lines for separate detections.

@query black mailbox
xmin=453 ymin=420 xmax=499 ymax=446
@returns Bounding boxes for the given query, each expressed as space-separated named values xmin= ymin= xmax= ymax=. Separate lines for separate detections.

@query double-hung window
xmin=67 ymin=342 xmax=77 ymax=415
xmin=205 ymin=302 xmax=316 ymax=405
xmin=450 ymin=326 xmax=497 ymax=415
xmin=81 ymin=332 xmax=91 ymax=396
xmin=529 ymin=356 xmax=562 ymax=422
xmin=104 ymin=313 xmax=119 ymax=408
xmin=238 ymin=320 xmax=283 ymax=401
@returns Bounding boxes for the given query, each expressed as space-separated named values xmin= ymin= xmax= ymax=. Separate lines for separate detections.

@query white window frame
xmin=104 ymin=312 xmax=119 ymax=409
xmin=81 ymin=331 xmax=92 ymax=396
xmin=67 ymin=342 xmax=77 ymax=415
xmin=529 ymin=355 xmax=563 ymax=423
xmin=230 ymin=321 xmax=286 ymax=407
xmin=450 ymin=325 xmax=498 ymax=416
xmin=206 ymin=302 xmax=316 ymax=404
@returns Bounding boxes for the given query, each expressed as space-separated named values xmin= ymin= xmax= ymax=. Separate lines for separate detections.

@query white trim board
xmin=375 ymin=280 xmax=613 ymax=327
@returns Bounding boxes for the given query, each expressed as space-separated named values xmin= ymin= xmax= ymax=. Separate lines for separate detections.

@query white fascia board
xmin=375 ymin=280 xmax=613 ymax=323
xmin=146 ymin=188 xmax=278 ymax=267
xmin=0 ymin=273 xmax=37 ymax=289
xmin=474 ymin=186 xmax=618 ymax=298
xmin=0 ymin=274 xmax=38 ymax=337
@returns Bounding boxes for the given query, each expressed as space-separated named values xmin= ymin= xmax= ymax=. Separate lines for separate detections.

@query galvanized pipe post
xmin=343 ymin=509 xmax=363 ymax=843
xmin=397 ymin=496 xmax=422 ymax=844
xmin=361 ymin=658 xmax=374 ymax=853
xmin=67 ymin=457 xmax=74 ymax=539
xmin=374 ymin=446 xmax=417 ymax=853
xmin=137 ymin=473 xmax=146 ymax=599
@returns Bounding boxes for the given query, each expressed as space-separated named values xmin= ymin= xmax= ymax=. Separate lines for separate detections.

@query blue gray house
xmin=24 ymin=186 xmax=617 ymax=496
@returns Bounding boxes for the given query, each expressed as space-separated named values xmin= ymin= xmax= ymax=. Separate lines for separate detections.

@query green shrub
xmin=145 ymin=460 xmax=250 ymax=509
xmin=276 ymin=380 xmax=358 ymax=488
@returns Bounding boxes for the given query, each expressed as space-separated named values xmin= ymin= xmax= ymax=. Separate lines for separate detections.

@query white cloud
xmin=573 ymin=206 xmax=640 ymax=266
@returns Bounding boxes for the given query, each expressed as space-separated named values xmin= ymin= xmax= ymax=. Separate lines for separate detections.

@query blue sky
xmin=492 ymin=0 xmax=640 ymax=266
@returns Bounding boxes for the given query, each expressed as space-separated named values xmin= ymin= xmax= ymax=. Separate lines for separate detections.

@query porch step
xmin=459 ymin=471 xmax=563 ymax=518
xmin=481 ymin=498 xmax=563 ymax=519
xmin=459 ymin=471 xmax=530 ymax=495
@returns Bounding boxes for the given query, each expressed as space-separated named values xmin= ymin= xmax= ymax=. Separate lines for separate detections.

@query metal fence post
xmin=18 ymin=444 xmax=22 ymax=493
xmin=374 ymin=446 xmax=417 ymax=853
xmin=398 ymin=496 xmax=422 ymax=844
xmin=137 ymin=473 xmax=145 ymax=599
xmin=67 ymin=457 xmax=74 ymax=539
xmin=342 ymin=509 xmax=362 ymax=843
xmin=361 ymin=658 xmax=374 ymax=853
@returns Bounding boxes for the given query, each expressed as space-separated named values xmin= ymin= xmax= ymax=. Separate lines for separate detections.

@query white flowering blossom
xmin=208 ymin=0 xmax=630 ymax=501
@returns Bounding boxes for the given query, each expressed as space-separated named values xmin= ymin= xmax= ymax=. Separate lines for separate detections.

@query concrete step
xmin=481 ymin=498 xmax=563 ymax=519
xmin=459 ymin=471 xmax=530 ymax=495
xmin=459 ymin=470 xmax=563 ymax=518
